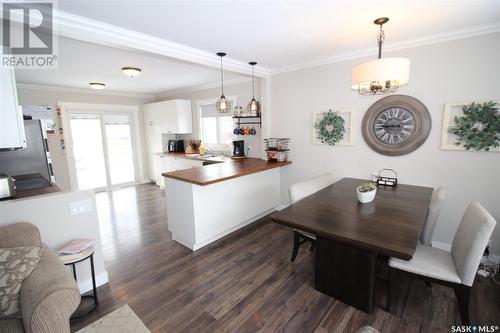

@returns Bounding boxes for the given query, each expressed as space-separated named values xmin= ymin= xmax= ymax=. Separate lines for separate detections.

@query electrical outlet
xmin=69 ymin=199 xmax=92 ymax=216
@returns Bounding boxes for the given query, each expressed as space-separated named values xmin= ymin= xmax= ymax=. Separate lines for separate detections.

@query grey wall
xmin=0 ymin=190 xmax=108 ymax=293
xmin=269 ymin=33 xmax=500 ymax=254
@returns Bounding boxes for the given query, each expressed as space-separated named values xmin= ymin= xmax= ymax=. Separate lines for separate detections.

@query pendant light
xmin=216 ymin=52 xmax=232 ymax=113
xmin=247 ymin=61 xmax=260 ymax=116
xmin=351 ymin=17 xmax=410 ymax=95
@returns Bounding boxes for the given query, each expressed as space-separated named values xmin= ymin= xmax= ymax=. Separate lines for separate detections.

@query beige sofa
xmin=0 ymin=222 xmax=81 ymax=333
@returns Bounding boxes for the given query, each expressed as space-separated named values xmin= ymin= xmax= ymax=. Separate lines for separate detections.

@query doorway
xmin=68 ymin=111 xmax=137 ymax=190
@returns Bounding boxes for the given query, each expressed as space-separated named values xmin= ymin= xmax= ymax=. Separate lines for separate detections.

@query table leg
xmin=315 ymin=236 xmax=377 ymax=313
xmin=90 ymin=253 xmax=98 ymax=305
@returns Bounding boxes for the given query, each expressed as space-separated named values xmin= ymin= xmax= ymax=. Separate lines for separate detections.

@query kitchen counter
xmin=164 ymin=157 xmax=291 ymax=251
xmin=13 ymin=184 xmax=62 ymax=199
xmin=154 ymin=152 xmax=230 ymax=164
xmin=163 ymin=158 xmax=291 ymax=186
xmin=1 ymin=173 xmax=62 ymax=201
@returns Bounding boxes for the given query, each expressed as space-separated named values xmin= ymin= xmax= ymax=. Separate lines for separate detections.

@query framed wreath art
xmin=312 ymin=110 xmax=353 ymax=146
xmin=441 ymin=101 xmax=500 ymax=152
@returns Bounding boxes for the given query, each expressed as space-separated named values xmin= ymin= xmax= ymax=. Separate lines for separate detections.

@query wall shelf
xmin=233 ymin=115 xmax=262 ymax=128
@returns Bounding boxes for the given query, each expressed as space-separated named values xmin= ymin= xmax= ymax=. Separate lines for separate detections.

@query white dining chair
xmin=288 ymin=173 xmax=335 ymax=262
xmin=386 ymin=202 xmax=496 ymax=325
xmin=420 ymin=186 xmax=447 ymax=246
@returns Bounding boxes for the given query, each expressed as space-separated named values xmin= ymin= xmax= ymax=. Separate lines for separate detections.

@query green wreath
xmin=448 ymin=101 xmax=500 ymax=151
xmin=314 ymin=110 xmax=345 ymax=146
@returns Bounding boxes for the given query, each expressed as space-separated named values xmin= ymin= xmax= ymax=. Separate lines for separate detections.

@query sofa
xmin=0 ymin=222 xmax=81 ymax=333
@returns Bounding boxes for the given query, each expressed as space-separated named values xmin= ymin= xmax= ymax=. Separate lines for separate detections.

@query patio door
xmin=69 ymin=112 xmax=137 ymax=190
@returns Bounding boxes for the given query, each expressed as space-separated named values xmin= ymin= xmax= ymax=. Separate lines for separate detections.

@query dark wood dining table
xmin=270 ymin=177 xmax=433 ymax=313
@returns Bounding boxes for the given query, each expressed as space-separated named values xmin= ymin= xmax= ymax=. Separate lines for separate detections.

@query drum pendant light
xmin=216 ymin=52 xmax=232 ymax=113
xmin=247 ymin=62 xmax=260 ymax=116
xmin=351 ymin=17 xmax=410 ymax=95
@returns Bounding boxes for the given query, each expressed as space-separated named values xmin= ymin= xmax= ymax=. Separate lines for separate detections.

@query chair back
xmin=420 ymin=186 xmax=447 ymax=245
xmin=289 ymin=173 xmax=335 ymax=204
xmin=451 ymin=202 xmax=496 ymax=286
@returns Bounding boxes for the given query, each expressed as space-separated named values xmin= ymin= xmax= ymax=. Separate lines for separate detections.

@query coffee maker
xmin=232 ymin=140 xmax=245 ymax=157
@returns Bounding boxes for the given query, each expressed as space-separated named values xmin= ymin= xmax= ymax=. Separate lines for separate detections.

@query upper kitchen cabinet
xmin=143 ymin=99 xmax=192 ymax=134
xmin=0 ymin=66 xmax=26 ymax=150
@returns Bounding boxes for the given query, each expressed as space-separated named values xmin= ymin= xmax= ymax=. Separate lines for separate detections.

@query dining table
xmin=270 ymin=177 xmax=434 ymax=313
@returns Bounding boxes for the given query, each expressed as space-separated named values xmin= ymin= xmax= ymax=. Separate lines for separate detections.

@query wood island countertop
xmin=163 ymin=158 xmax=291 ymax=186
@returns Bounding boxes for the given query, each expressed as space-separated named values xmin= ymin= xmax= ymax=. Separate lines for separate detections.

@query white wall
xmin=158 ymin=80 xmax=264 ymax=157
xmin=0 ymin=190 xmax=108 ymax=294
xmin=269 ymin=33 xmax=500 ymax=255
xmin=17 ymin=87 xmax=154 ymax=189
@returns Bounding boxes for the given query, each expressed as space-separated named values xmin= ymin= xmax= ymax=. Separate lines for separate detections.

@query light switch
xmin=69 ymin=199 xmax=92 ymax=216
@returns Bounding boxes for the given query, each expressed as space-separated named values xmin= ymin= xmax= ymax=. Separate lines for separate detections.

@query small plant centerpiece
xmin=356 ymin=182 xmax=377 ymax=204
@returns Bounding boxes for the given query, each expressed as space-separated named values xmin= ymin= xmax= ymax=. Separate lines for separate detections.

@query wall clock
xmin=362 ymin=95 xmax=431 ymax=156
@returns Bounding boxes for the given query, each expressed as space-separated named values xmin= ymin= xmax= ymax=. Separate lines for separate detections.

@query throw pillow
xmin=0 ymin=246 xmax=43 ymax=318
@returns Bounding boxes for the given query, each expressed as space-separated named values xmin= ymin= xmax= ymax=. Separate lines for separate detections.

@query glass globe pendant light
xmin=247 ymin=61 xmax=260 ymax=116
xmin=216 ymin=52 xmax=232 ymax=113
xmin=351 ymin=17 xmax=410 ymax=95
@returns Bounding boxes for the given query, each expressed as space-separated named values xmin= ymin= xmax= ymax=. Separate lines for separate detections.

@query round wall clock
xmin=362 ymin=95 xmax=431 ymax=156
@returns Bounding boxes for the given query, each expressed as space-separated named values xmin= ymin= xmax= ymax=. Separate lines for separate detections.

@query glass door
xmin=104 ymin=114 xmax=136 ymax=185
xmin=69 ymin=112 xmax=137 ymax=190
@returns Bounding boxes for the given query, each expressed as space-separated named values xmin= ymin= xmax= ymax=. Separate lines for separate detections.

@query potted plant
xmin=356 ymin=182 xmax=377 ymax=203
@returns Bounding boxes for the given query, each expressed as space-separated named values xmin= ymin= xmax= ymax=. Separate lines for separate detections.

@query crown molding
xmin=17 ymin=83 xmax=156 ymax=100
xmin=270 ymin=23 xmax=500 ymax=74
xmin=156 ymin=77 xmax=252 ymax=100
xmin=52 ymin=10 xmax=271 ymax=78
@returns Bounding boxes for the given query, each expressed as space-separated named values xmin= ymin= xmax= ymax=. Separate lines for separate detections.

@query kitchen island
xmin=163 ymin=158 xmax=291 ymax=250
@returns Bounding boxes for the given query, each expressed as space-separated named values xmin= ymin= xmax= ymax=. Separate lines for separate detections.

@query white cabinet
xmin=143 ymin=99 xmax=192 ymax=181
xmin=143 ymin=103 xmax=164 ymax=181
xmin=174 ymin=158 xmax=203 ymax=171
xmin=154 ymin=155 xmax=203 ymax=189
xmin=143 ymin=99 xmax=192 ymax=134
xmin=0 ymin=66 xmax=25 ymax=150
xmin=155 ymin=155 xmax=176 ymax=189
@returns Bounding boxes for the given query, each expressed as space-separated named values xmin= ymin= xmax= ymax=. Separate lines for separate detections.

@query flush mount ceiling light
xmin=247 ymin=61 xmax=260 ymax=116
xmin=351 ymin=17 xmax=410 ymax=95
xmin=89 ymin=82 xmax=106 ymax=90
xmin=122 ymin=66 xmax=142 ymax=77
xmin=216 ymin=52 xmax=232 ymax=113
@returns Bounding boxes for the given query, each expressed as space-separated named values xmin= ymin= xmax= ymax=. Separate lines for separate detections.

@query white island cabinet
xmin=164 ymin=158 xmax=291 ymax=251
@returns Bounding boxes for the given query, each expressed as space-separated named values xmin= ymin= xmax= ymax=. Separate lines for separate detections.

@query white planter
xmin=357 ymin=187 xmax=377 ymax=203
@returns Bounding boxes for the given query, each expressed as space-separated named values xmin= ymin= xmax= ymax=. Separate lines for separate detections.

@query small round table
xmin=59 ymin=246 xmax=98 ymax=318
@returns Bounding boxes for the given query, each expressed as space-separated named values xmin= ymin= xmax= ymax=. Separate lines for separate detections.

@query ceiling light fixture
xmin=351 ymin=17 xmax=410 ymax=95
xmin=122 ymin=66 xmax=142 ymax=77
xmin=216 ymin=52 xmax=231 ymax=113
xmin=89 ymin=82 xmax=106 ymax=90
xmin=247 ymin=62 xmax=260 ymax=116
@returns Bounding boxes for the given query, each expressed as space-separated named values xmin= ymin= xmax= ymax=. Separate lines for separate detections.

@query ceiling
xmin=58 ymin=1 xmax=500 ymax=70
xmin=15 ymin=37 xmax=247 ymax=95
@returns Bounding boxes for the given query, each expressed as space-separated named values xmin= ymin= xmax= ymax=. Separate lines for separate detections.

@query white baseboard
xmin=275 ymin=204 xmax=287 ymax=211
xmin=77 ymin=271 xmax=109 ymax=294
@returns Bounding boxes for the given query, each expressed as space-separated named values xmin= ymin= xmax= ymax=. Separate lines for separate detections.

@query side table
xmin=59 ymin=246 xmax=98 ymax=319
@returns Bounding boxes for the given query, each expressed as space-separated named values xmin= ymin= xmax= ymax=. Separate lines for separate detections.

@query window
xmin=199 ymin=103 xmax=233 ymax=149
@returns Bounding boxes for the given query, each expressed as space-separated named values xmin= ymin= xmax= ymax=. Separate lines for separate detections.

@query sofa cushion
xmin=0 ymin=318 xmax=24 ymax=333
xmin=0 ymin=246 xmax=43 ymax=319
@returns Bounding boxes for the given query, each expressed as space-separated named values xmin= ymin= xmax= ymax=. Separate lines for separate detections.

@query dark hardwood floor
xmin=70 ymin=184 xmax=500 ymax=332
